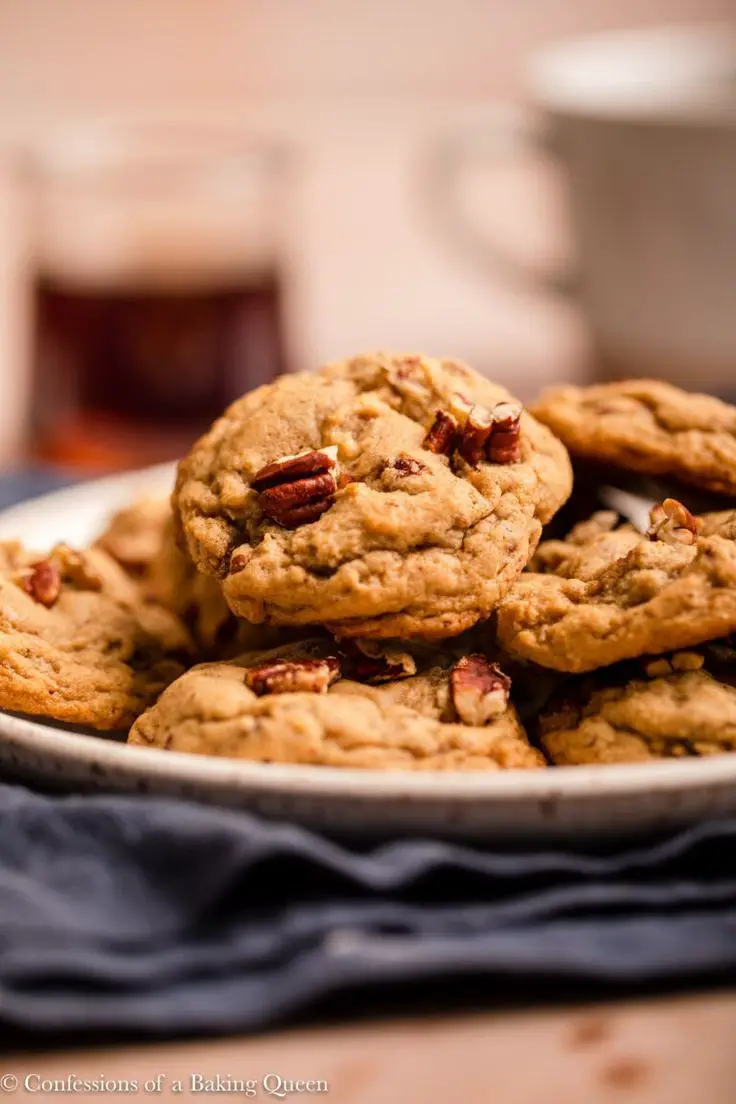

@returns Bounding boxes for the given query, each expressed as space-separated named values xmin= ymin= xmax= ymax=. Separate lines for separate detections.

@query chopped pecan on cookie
xmin=130 ymin=643 xmax=544 ymax=771
xmin=20 ymin=559 xmax=62 ymax=607
xmin=458 ymin=404 xmax=494 ymax=466
xmin=647 ymin=498 xmax=701 ymax=546
xmin=252 ymin=447 xmax=340 ymax=529
xmin=174 ymin=353 xmax=571 ymax=638
xmin=393 ymin=457 xmax=423 ymax=476
xmin=450 ymin=655 xmax=511 ymax=725
xmin=424 ymin=397 xmax=522 ymax=468
xmin=488 ymin=402 xmax=522 ymax=464
xmin=245 ymin=656 xmax=341 ymax=696
xmin=17 ymin=543 xmax=104 ymax=608
xmin=423 ymin=410 xmax=460 ymax=455
xmin=382 ymin=455 xmax=427 ymax=478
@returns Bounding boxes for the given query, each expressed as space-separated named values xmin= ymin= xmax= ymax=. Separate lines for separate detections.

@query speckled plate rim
xmin=0 ymin=463 xmax=735 ymax=835
xmin=1 ymin=704 xmax=736 ymax=803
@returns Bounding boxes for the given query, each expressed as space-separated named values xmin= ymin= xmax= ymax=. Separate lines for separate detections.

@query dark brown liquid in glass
xmin=31 ymin=274 xmax=285 ymax=471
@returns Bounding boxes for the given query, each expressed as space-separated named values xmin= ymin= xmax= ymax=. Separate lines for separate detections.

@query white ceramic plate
xmin=1 ymin=464 xmax=735 ymax=842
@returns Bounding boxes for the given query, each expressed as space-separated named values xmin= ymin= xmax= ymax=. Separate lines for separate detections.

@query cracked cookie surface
xmin=539 ymin=660 xmax=736 ymax=764
xmin=497 ymin=508 xmax=736 ymax=673
xmin=129 ymin=638 xmax=544 ymax=771
xmin=174 ymin=353 xmax=571 ymax=639
xmin=0 ymin=541 xmax=194 ymax=729
xmin=532 ymin=379 xmax=736 ymax=495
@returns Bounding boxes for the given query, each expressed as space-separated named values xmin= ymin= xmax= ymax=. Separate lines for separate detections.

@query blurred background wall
xmin=0 ymin=0 xmax=731 ymax=464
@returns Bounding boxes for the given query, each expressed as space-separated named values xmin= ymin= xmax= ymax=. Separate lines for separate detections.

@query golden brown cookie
xmin=529 ymin=510 xmax=641 ymax=580
xmin=532 ymin=379 xmax=736 ymax=495
xmin=95 ymin=497 xmax=173 ymax=577
xmin=0 ymin=542 xmax=194 ymax=729
xmin=174 ymin=353 xmax=571 ymax=639
xmin=97 ymin=499 xmax=288 ymax=658
xmin=497 ymin=503 xmax=736 ymax=673
xmin=539 ymin=656 xmax=736 ymax=765
xmin=129 ymin=638 xmax=544 ymax=771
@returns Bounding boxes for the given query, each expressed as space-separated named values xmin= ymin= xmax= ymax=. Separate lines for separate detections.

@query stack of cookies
xmin=3 ymin=357 xmax=736 ymax=770
xmin=502 ymin=379 xmax=736 ymax=764
xmin=129 ymin=351 xmax=572 ymax=770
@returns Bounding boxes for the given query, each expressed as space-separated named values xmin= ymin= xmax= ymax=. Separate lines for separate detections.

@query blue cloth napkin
xmin=0 ymin=468 xmax=75 ymax=510
xmin=0 ymin=472 xmax=735 ymax=1040
xmin=0 ymin=782 xmax=735 ymax=1038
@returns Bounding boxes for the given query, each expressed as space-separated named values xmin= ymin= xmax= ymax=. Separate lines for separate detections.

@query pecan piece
xmin=647 ymin=498 xmax=701 ymax=546
xmin=21 ymin=559 xmax=62 ymax=608
xmin=252 ymin=447 xmax=338 ymax=491
xmin=457 ymin=404 xmax=493 ymax=466
xmin=423 ymin=411 xmax=459 ymax=455
xmin=252 ymin=446 xmax=339 ymax=529
xmin=340 ymin=640 xmax=416 ymax=683
xmin=229 ymin=548 xmax=251 ymax=574
xmin=245 ymin=656 xmax=341 ymax=696
xmin=379 ymin=454 xmax=427 ymax=479
xmin=486 ymin=402 xmax=522 ymax=464
xmin=258 ymin=470 xmax=337 ymax=515
xmin=392 ymin=456 xmax=426 ymax=477
xmin=450 ymin=655 xmax=511 ymax=725
xmin=270 ymin=498 xmax=336 ymax=530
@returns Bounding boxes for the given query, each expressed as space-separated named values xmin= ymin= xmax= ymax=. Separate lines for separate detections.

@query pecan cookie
xmin=97 ymin=499 xmax=290 ymax=658
xmin=532 ymin=379 xmax=736 ymax=495
xmin=529 ymin=510 xmax=641 ymax=580
xmin=174 ymin=353 xmax=572 ymax=639
xmin=0 ymin=541 xmax=194 ymax=729
xmin=129 ymin=639 xmax=544 ymax=771
xmin=497 ymin=501 xmax=736 ymax=673
xmin=539 ymin=654 xmax=736 ymax=765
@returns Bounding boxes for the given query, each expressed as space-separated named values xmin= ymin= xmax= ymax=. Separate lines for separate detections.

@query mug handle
xmin=428 ymin=106 xmax=577 ymax=297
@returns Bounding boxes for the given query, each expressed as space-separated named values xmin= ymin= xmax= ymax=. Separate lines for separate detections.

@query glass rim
xmin=23 ymin=117 xmax=290 ymax=187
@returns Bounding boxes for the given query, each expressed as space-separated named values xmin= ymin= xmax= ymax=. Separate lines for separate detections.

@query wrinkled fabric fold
xmin=0 ymin=783 xmax=734 ymax=1038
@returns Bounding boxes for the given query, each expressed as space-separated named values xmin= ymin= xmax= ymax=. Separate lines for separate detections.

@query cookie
xmin=539 ymin=655 xmax=736 ymax=764
xmin=95 ymin=497 xmax=173 ymax=577
xmin=529 ymin=510 xmax=641 ymax=580
xmin=129 ymin=639 xmax=544 ymax=771
xmin=0 ymin=542 xmax=194 ymax=730
xmin=497 ymin=500 xmax=736 ymax=673
xmin=174 ymin=352 xmax=572 ymax=639
xmin=97 ymin=499 xmax=289 ymax=658
xmin=532 ymin=379 xmax=736 ymax=495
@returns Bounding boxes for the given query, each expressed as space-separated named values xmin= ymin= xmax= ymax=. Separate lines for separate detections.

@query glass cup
xmin=25 ymin=120 xmax=291 ymax=471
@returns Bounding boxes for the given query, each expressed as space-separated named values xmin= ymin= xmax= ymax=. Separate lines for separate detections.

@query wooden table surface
xmin=6 ymin=990 xmax=735 ymax=1103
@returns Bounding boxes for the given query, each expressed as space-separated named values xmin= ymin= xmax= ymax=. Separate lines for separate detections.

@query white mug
xmin=434 ymin=25 xmax=736 ymax=396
